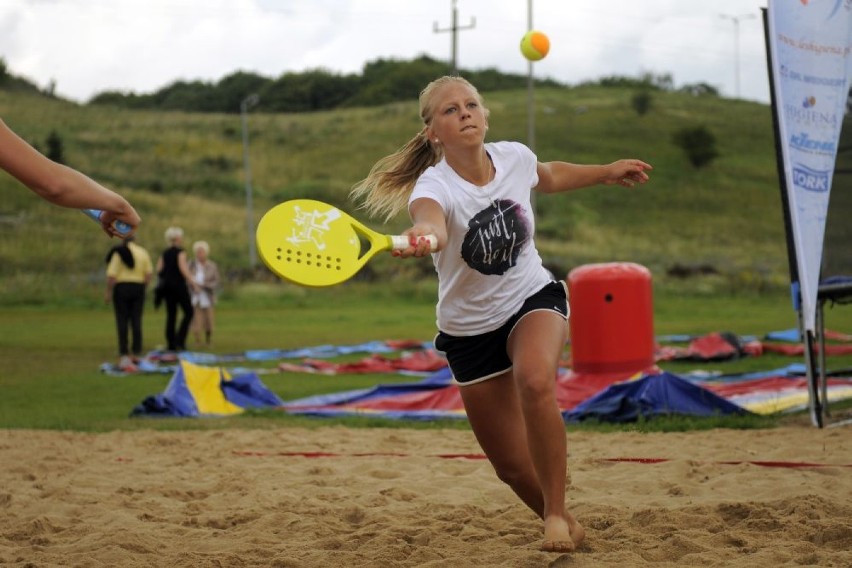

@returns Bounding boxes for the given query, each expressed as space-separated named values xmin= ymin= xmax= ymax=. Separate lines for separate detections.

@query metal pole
xmin=720 ymin=13 xmax=756 ymax=99
xmin=240 ymin=93 xmax=259 ymax=269
xmin=526 ymin=0 xmax=535 ymax=153
xmin=527 ymin=0 xmax=536 ymax=213
xmin=451 ymin=1 xmax=458 ymax=74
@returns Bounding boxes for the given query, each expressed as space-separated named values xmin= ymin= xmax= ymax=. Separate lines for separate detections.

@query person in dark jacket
xmin=155 ymin=226 xmax=198 ymax=352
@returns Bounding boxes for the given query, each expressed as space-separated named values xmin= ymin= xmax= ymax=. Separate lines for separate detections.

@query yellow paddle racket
xmin=256 ymin=199 xmax=437 ymax=287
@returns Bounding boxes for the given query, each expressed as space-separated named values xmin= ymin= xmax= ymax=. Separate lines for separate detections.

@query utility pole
xmin=719 ymin=13 xmax=756 ymax=99
xmin=240 ymin=93 xmax=260 ymax=270
xmin=527 ymin=0 xmax=536 ymax=212
xmin=434 ymin=0 xmax=476 ymax=74
xmin=526 ymin=0 xmax=535 ymax=153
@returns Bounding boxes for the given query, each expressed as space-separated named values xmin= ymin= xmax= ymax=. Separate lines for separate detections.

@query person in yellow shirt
xmin=105 ymin=236 xmax=153 ymax=371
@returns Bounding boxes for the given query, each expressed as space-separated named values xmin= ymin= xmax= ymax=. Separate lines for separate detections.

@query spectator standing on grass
xmin=105 ymin=236 xmax=153 ymax=371
xmin=188 ymin=240 xmax=220 ymax=349
xmin=156 ymin=227 xmax=198 ymax=353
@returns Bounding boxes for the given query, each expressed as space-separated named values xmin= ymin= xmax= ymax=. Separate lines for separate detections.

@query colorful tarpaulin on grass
xmin=126 ymin=335 xmax=852 ymax=421
xmin=103 ymin=331 xmax=852 ymax=377
xmin=281 ymin=364 xmax=852 ymax=421
xmin=280 ymin=366 xmax=753 ymax=422
xmin=130 ymin=360 xmax=283 ymax=418
xmin=100 ymin=340 xmax=432 ymax=376
xmin=698 ymin=364 xmax=852 ymax=415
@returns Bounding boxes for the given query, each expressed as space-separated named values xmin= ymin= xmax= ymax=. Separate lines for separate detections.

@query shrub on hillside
xmin=631 ymin=90 xmax=652 ymax=116
xmin=46 ymin=130 xmax=65 ymax=164
xmin=672 ymin=125 xmax=718 ymax=168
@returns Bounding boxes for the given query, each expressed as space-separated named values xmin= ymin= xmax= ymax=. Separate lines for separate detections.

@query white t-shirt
xmin=192 ymin=264 xmax=211 ymax=308
xmin=409 ymin=141 xmax=551 ymax=335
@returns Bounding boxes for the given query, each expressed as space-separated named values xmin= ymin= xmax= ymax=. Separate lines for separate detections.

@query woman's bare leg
xmin=459 ymin=373 xmax=545 ymax=516
xmin=507 ymin=311 xmax=584 ymax=551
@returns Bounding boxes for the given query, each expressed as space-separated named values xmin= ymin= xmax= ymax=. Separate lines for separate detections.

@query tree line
xmin=87 ymin=55 xmax=566 ymax=113
xmin=1 ymin=54 xmax=716 ymax=114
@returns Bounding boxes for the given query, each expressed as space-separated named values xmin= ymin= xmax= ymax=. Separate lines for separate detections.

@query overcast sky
xmin=0 ymin=0 xmax=771 ymax=105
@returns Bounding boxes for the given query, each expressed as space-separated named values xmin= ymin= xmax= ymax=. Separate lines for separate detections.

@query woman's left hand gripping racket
xmin=256 ymin=199 xmax=436 ymax=287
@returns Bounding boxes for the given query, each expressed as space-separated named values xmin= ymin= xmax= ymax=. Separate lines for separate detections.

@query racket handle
xmin=390 ymin=234 xmax=438 ymax=251
xmin=82 ymin=209 xmax=133 ymax=236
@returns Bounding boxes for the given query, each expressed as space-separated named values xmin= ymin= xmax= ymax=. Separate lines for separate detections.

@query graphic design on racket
xmin=256 ymin=199 xmax=436 ymax=287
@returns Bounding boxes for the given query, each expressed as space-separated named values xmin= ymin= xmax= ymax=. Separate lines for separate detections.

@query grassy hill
xmin=0 ymin=85 xmax=786 ymax=306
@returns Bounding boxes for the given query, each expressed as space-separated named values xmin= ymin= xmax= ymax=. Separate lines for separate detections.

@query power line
xmin=433 ymin=0 xmax=476 ymax=75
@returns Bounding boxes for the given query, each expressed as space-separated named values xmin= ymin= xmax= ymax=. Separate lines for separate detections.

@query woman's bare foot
xmin=541 ymin=515 xmax=575 ymax=553
xmin=567 ymin=512 xmax=585 ymax=549
xmin=540 ymin=513 xmax=585 ymax=553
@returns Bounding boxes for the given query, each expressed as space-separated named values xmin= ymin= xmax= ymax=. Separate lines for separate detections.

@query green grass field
xmin=1 ymin=284 xmax=850 ymax=432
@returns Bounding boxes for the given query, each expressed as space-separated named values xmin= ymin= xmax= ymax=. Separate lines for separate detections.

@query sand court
xmin=0 ymin=425 xmax=850 ymax=567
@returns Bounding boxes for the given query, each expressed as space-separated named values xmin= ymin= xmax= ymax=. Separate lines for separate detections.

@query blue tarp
xmin=131 ymin=360 xmax=283 ymax=418
xmin=564 ymin=371 xmax=750 ymax=423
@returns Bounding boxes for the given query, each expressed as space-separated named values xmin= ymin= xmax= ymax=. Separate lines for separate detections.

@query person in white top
xmin=351 ymin=76 xmax=652 ymax=553
xmin=188 ymin=240 xmax=220 ymax=348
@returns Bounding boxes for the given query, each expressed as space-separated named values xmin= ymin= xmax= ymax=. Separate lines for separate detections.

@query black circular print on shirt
xmin=461 ymin=199 xmax=531 ymax=275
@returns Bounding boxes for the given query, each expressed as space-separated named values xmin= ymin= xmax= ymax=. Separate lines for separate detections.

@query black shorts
xmin=434 ymin=280 xmax=568 ymax=385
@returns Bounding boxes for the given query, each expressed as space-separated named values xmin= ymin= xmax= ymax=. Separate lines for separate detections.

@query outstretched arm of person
xmin=535 ymin=159 xmax=652 ymax=194
xmin=0 ymin=118 xmax=141 ymax=236
xmin=394 ymin=197 xmax=448 ymax=258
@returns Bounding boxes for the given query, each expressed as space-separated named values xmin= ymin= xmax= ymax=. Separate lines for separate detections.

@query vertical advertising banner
xmin=767 ymin=0 xmax=852 ymax=332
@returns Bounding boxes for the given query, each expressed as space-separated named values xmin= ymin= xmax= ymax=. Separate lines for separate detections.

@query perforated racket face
xmin=256 ymin=199 xmax=378 ymax=287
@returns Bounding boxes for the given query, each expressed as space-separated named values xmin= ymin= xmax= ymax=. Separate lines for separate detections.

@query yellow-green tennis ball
xmin=520 ymin=30 xmax=550 ymax=61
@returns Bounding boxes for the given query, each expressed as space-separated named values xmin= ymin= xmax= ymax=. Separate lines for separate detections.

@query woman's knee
xmin=491 ymin=458 xmax=535 ymax=488
xmin=513 ymin=370 xmax=555 ymax=403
